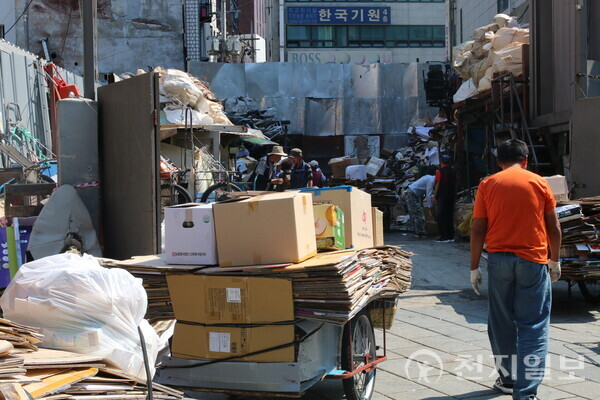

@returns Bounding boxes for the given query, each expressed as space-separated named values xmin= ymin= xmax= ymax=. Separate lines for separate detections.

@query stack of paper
xmin=558 ymin=198 xmax=600 ymax=279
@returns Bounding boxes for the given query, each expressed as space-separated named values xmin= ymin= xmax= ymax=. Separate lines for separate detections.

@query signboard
xmin=287 ymin=50 xmax=392 ymax=65
xmin=287 ymin=6 xmax=391 ymax=25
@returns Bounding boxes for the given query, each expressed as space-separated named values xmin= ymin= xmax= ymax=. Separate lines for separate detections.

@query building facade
xmin=448 ymin=0 xmax=528 ymax=49
xmin=280 ymin=0 xmax=447 ymax=64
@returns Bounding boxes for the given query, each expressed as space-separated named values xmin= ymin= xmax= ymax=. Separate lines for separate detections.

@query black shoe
xmin=492 ymin=377 xmax=514 ymax=394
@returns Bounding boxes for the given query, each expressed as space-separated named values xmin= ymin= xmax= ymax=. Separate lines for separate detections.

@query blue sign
xmin=287 ymin=6 xmax=391 ymax=25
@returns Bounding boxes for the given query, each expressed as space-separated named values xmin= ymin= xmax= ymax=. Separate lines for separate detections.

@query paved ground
xmin=186 ymin=232 xmax=600 ymax=399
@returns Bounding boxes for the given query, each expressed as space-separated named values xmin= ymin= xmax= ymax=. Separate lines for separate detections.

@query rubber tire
xmin=160 ymin=183 xmax=192 ymax=207
xmin=341 ymin=311 xmax=377 ymax=400
xmin=40 ymin=174 xmax=55 ymax=184
xmin=200 ymin=182 xmax=242 ymax=203
xmin=578 ymin=280 xmax=600 ymax=305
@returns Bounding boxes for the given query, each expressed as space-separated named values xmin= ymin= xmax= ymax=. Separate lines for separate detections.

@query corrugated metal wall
xmin=0 ymin=40 xmax=83 ymax=164
xmin=188 ymin=61 xmax=434 ymax=140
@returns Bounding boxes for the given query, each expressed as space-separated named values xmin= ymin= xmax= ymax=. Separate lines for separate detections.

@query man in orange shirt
xmin=470 ymin=139 xmax=561 ymax=400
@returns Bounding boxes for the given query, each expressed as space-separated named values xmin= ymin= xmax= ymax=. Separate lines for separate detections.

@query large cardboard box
xmin=372 ymin=207 xmax=384 ymax=246
xmin=213 ymin=192 xmax=316 ymax=267
xmin=168 ymin=275 xmax=295 ymax=362
xmin=301 ymin=186 xmax=373 ymax=249
xmin=329 ymin=157 xmax=359 ymax=179
xmin=171 ymin=323 xmax=294 ymax=362
xmin=164 ymin=203 xmax=218 ymax=265
xmin=313 ymin=204 xmax=345 ymax=250
xmin=167 ymin=275 xmax=294 ymax=324
xmin=543 ymin=175 xmax=569 ymax=202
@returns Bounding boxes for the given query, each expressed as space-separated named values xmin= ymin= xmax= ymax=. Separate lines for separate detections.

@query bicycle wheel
xmin=578 ymin=280 xmax=600 ymax=305
xmin=200 ymin=182 xmax=242 ymax=203
xmin=160 ymin=183 xmax=192 ymax=209
xmin=341 ymin=311 xmax=377 ymax=400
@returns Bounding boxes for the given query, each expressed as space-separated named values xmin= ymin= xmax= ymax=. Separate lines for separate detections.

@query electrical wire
xmin=5 ymin=0 xmax=34 ymax=35
xmin=59 ymin=4 xmax=75 ymax=60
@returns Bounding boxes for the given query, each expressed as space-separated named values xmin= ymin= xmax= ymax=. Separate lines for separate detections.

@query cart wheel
xmin=578 ymin=280 xmax=600 ymax=305
xmin=341 ymin=312 xmax=377 ymax=400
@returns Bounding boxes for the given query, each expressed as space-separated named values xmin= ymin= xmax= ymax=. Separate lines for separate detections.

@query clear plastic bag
xmin=0 ymin=253 xmax=159 ymax=380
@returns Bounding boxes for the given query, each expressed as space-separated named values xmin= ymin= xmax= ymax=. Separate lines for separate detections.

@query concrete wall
xmin=14 ymin=0 xmax=184 ymax=75
xmin=0 ymin=2 xmax=17 ymax=44
xmin=570 ymin=97 xmax=600 ymax=198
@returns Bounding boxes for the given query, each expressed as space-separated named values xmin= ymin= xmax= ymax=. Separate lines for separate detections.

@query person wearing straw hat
xmin=252 ymin=145 xmax=287 ymax=190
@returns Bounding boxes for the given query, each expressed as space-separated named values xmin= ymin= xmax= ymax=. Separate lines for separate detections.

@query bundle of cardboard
xmin=557 ymin=196 xmax=600 ymax=278
xmin=0 ymin=317 xmax=185 ymax=399
xmin=259 ymin=246 xmax=412 ymax=324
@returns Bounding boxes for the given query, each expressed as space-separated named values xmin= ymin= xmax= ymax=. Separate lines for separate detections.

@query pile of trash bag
xmin=0 ymin=253 xmax=160 ymax=380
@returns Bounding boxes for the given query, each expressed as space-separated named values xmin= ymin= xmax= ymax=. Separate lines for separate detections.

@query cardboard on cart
xmin=313 ymin=204 xmax=345 ymax=250
xmin=372 ymin=207 xmax=384 ymax=246
xmin=213 ymin=192 xmax=316 ymax=267
xmin=543 ymin=175 xmax=569 ymax=202
xmin=164 ymin=203 xmax=217 ymax=265
xmin=167 ymin=275 xmax=294 ymax=324
xmin=171 ymin=323 xmax=294 ymax=362
xmin=301 ymin=186 xmax=373 ymax=249
xmin=329 ymin=157 xmax=359 ymax=179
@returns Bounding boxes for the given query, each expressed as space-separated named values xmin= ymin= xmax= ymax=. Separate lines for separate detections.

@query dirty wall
xmin=13 ymin=0 xmax=184 ymax=75
xmin=0 ymin=40 xmax=82 ymax=163
xmin=188 ymin=62 xmax=435 ymax=147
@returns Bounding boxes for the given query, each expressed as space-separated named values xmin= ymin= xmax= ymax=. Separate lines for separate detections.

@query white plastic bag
xmin=0 ymin=254 xmax=159 ymax=380
xmin=453 ymin=79 xmax=479 ymax=103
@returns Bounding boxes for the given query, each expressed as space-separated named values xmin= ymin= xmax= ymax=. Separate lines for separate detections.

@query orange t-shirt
xmin=473 ymin=166 xmax=556 ymax=264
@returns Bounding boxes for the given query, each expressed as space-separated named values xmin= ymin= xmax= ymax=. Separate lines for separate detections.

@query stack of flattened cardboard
xmin=100 ymin=257 xmax=202 ymax=322
xmin=201 ymin=246 xmax=412 ymax=325
xmin=0 ymin=348 xmax=186 ymax=399
xmin=557 ymin=197 xmax=600 ymax=278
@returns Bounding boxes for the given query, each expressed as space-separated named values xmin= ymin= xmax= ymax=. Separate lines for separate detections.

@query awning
xmin=242 ymin=137 xmax=279 ymax=146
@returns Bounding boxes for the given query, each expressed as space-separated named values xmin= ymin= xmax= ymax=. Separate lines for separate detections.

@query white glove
xmin=548 ymin=260 xmax=561 ymax=283
xmin=470 ymin=268 xmax=483 ymax=295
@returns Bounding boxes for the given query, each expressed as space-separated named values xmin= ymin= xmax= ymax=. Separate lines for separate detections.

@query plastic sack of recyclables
xmin=0 ymin=253 xmax=159 ymax=380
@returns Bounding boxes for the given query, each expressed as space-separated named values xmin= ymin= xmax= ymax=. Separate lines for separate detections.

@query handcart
xmin=561 ymin=272 xmax=600 ymax=305
xmin=156 ymin=298 xmax=394 ymax=400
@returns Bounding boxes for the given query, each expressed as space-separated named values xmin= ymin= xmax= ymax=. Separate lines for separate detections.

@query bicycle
xmin=160 ymin=156 xmax=192 ymax=211
xmin=199 ymin=170 xmax=243 ymax=203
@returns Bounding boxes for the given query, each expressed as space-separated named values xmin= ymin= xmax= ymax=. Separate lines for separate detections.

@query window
xmin=286 ymin=25 xmax=445 ymax=48
xmin=497 ymin=0 xmax=509 ymax=13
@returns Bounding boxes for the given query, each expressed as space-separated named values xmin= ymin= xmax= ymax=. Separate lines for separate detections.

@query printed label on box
xmin=226 ymin=288 xmax=242 ymax=303
xmin=209 ymin=332 xmax=231 ymax=353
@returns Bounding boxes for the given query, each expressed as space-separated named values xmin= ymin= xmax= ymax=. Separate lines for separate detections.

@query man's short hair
xmin=427 ymin=165 xmax=439 ymax=175
xmin=497 ymin=139 xmax=529 ymax=164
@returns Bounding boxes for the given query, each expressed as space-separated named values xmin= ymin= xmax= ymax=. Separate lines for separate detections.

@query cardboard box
xmin=301 ymin=186 xmax=373 ymax=249
xmin=313 ymin=204 xmax=345 ymax=250
xmin=329 ymin=157 xmax=359 ymax=179
xmin=372 ymin=207 xmax=384 ymax=246
xmin=213 ymin=192 xmax=316 ymax=267
xmin=543 ymin=175 xmax=569 ymax=202
xmin=167 ymin=275 xmax=294 ymax=324
xmin=164 ymin=203 xmax=218 ymax=265
xmin=365 ymin=156 xmax=385 ymax=176
xmin=168 ymin=275 xmax=295 ymax=362
xmin=171 ymin=323 xmax=294 ymax=362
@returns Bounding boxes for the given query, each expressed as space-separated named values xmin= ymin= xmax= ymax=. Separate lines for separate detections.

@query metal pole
xmin=221 ymin=0 xmax=227 ymax=62
xmin=82 ymin=0 xmax=97 ymax=99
